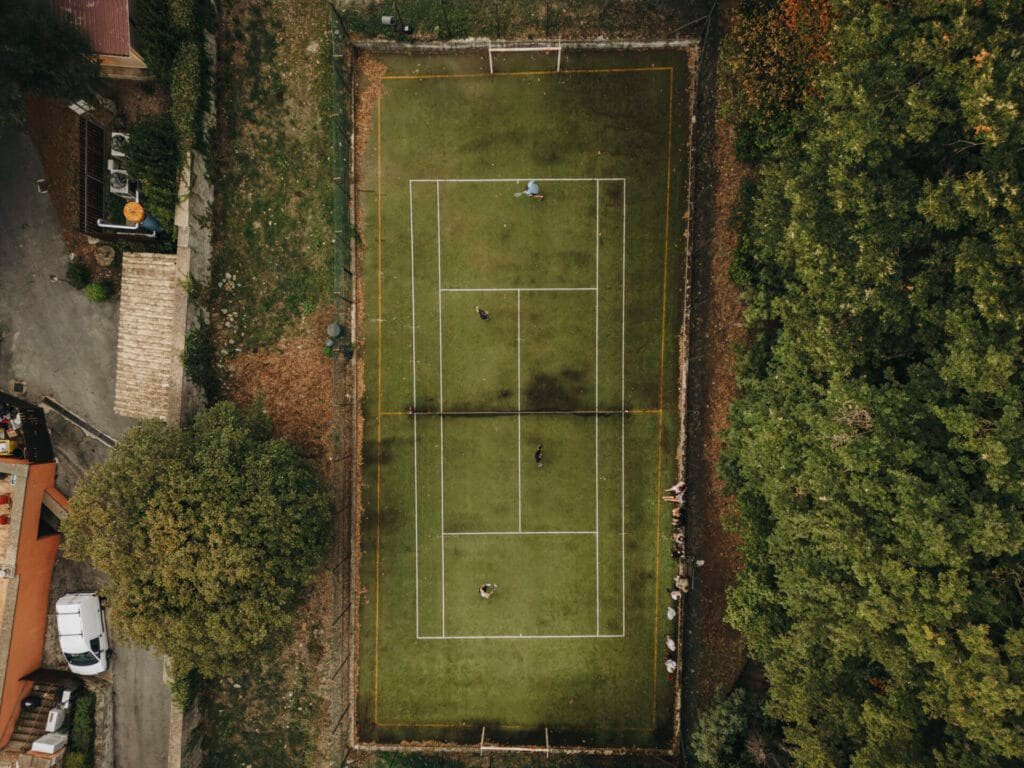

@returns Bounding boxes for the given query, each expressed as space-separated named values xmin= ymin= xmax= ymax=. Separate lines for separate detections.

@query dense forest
xmin=717 ymin=0 xmax=1024 ymax=766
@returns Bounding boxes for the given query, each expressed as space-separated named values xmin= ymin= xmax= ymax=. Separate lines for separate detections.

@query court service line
xmin=408 ymin=179 xmax=421 ymax=638
xmin=594 ymin=179 xmax=601 ymax=636
xmin=443 ymin=530 xmax=597 ymax=537
xmin=373 ymin=95 xmax=384 ymax=723
xmin=380 ymin=408 xmax=661 ymax=416
xmin=416 ymin=633 xmax=627 ymax=640
xmin=517 ymin=289 xmax=523 ymax=533
xmin=621 ymin=179 xmax=628 ymax=636
xmin=441 ymin=287 xmax=595 ymax=293
xmin=436 ymin=180 xmax=447 ymax=638
xmin=409 ymin=177 xmax=626 ymax=183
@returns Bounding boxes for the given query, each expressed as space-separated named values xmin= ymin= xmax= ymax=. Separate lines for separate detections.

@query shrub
xmin=721 ymin=0 xmax=832 ymax=131
xmin=182 ymin=321 xmax=220 ymax=401
xmin=0 ymin=0 xmax=99 ymax=130
xmin=169 ymin=0 xmax=197 ymax=36
xmin=83 ymin=282 xmax=112 ymax=303
xmin=63 ymin=754 xmax=89 ymax=768
xmin=170 ymin=667 xmax=200 ymax=708
xmin=62 ymin=402 xmax=332 ymax=677
xmin=131 ymin=0 xmax=181 ymax=85
xmin=66 ymin=261 xmax=90 ymax=289
xmin=124 ymin=114 xmax=179 ymax=229
xmin=68 ymin=690 xmax=95 ymax=756
xmin=690 ymin=689 xmax=750 ymax=768
xmin=171 ymin=40 xmax=202 ymax=156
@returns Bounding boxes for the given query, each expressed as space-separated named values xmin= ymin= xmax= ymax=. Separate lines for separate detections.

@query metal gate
xmin=78 ymin=118 xmax=105 ymax=237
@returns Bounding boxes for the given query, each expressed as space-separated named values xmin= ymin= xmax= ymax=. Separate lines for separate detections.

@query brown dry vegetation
xmin=690 ymin=108 xmax=749 ymax=705
xmin=223 ymin=306 xmax=335 ymax=463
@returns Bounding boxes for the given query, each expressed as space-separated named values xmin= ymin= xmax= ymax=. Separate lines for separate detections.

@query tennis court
xmin=355 ymin=44 xmax=696 ymax=751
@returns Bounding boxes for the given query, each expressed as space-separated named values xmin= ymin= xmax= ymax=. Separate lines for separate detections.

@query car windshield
xmin=64 ymin=651 xmax=98 ymax=666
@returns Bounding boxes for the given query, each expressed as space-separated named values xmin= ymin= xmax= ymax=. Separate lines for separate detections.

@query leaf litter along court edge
xmin=355 ymin=46 xmax=696 ymax=751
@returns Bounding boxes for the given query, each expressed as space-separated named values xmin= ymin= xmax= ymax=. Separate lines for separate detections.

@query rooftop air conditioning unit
xmin=110 ymin=132 xmax=130 ymax=158
xmin=110 ymin=170 xmax=130 ymax=197
xmin=0 ymin=566 xmax=14 ymax=579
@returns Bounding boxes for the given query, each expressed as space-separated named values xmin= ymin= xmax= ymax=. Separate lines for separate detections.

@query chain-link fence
xmin=327 ymin=4 xmax=359 ymax=765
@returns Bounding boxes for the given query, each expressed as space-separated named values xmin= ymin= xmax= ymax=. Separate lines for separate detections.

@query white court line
xmin=409 ymin=180 xmax=421 ymax=638
xmin=620 ymin=179 xmax=627 ymax=636
xmin=407 ymin=409 xmax=633 ymax=416
xmin=436 ymin=180 xmax=446 ymax=638
xmin=406 ymin=175 xmax=631 ymax=641
xmin=417 ymin=633 xmax=626 ymax=640
xmin=443 ymin=530 xmax=597 ymax=536
xmin=441 ymin=287 xmax=595 ymax=293
xmin=517 ymin=289 xmax=523 ymax=533
xmin=409 ymin=177 xmax=626 ymax=183
xmin=594 ymin=179 xmax=601 ymax=636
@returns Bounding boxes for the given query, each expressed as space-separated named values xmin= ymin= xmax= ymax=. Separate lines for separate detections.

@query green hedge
xmin=124 ymin=114 xmax=179 ymax=229
xmin=182 ymin=321 xmax=220 ymax=401
xmin=131 ymin=0 xmax=179 ymax=84
xmin=169 ymin=0 xmax=198 ymax=36
xmin=65 ymin=689 xmax=96 ymax=768
xmin=83 ymin=282 xmax=112 ymax=303
xmin=66 ymin=261 xmax=90 ymax=290
xmin=171 ymin=40 xmax=202 ymax=155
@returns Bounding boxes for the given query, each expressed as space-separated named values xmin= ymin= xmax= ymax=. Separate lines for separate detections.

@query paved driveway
xmin=0 ymin=129 xmax=136 ymax=439
xmin=2 ymin=129 xmax=172 ymax=768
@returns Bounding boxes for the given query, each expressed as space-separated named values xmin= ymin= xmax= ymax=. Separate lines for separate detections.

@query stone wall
xmin=166 ymin=148 xmax=213 ymax=426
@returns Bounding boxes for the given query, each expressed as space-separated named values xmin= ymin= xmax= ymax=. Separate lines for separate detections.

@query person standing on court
xmin=515 ymin=180 xmax=544 ymax=200
xmin=534 ymin=444 xmax=544 ymax=468
xmin=475 ymin=306 xmax=490 ymax=320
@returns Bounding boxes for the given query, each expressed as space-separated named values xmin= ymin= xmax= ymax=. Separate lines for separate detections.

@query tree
xmin=723 ymin=1 xmax=1024 ymax=766
xmin=0 ymin=0 xmax=99 ymax=129
xmin=62 ymin=402 xmax=331 ymax=677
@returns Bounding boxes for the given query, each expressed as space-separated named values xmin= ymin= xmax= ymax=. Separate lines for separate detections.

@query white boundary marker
xmin=411 ymin=177 xmax=624 ymax=183
xmin=516 ymin=290 xmax=523 ymax=533
xmin=445 ymin=530 xmax=596 ymax=537
xmin=409 ymin=177 xmax=628 ymax=640
xmin=441 ymin=286 xmax=594 ymax=292
xmin=594 ymin=179 xmax=601 ymax=635
xmin=436 ymin=181 xmax=447 ymax=637
xmin=621 ymin=181 xmax=628 ymax=634
xmin=409 ymin=181 xmax=421 ymax=638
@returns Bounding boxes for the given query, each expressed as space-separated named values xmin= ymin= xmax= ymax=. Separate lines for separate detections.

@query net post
xmin=556 ymin=41 xmax=562 ymax=72
xmin=480 ymin=726 xmax=487 ymax=756
xmin=545 ymin=727 xmax=550 ymax=756
xmin=488 ymin=43 xmax=494 ymax=75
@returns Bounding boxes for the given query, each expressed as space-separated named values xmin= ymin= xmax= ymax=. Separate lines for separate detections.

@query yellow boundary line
xmin=382 ymin=65 xmax=672 ymax=81
xmin=650 ymin=67 xmax=674 ymax=727
xmin=368 ymin=63 xmax=679 ymax=736
xmin=375 ymin=720 xmax=656 ymax=732
xmin=373 ymin=94 xmax=384 ymax=723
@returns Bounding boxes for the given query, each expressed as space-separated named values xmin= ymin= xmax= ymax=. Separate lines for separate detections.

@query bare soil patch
xmin=222 ymin=305 xmax=335 ymax=463
xmin=690 ymin=110 xmax=748 ymax=704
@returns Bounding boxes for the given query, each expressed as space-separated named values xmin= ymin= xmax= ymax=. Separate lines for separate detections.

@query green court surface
xmin=356 ymin=46 xmax=695 ymax=750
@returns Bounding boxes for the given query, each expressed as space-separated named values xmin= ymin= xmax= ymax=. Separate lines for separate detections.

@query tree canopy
xmin=722 ymin=1 xmax=1024 ymax=766
xmin=0 ymin=0 xmax=99 ymax=130
xmin=63 ymin=402 xmax=331 ymax=677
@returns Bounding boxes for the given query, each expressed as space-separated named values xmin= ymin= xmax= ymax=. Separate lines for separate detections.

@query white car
xmin=56 ymin=593 xmax=110 ymax=675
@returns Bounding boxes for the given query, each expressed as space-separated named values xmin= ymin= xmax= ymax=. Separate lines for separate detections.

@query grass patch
xmin=356 ymin=48 xmax=693 ymax=748
xmin=210 ymin=0 xmax=333 ymax=356
xmin=64 ymin=690 xmax=96 ymax=768
xmin=340 ymin=0 xmax=701 ymax=39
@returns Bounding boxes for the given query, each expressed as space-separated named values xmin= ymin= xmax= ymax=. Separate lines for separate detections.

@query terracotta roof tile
xmin=51 ymin=0 xmax=130 ymax=58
